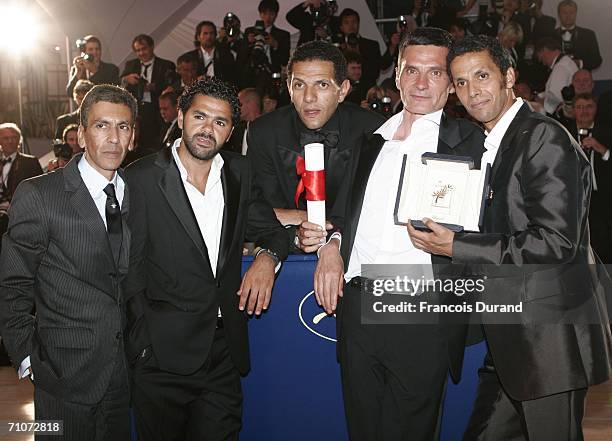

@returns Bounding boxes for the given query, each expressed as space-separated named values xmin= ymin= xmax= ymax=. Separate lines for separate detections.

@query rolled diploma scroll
xmin=304 ymin=142 xmax=326 ymax=229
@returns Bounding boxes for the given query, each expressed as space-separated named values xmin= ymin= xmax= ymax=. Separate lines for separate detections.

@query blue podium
xmin=241 ymin=255 xmax=486 ymax=441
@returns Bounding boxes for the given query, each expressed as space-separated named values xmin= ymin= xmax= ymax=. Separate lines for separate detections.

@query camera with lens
xmin=369 ymin=96 xmax=393 ymax=117
xmin=76 ymin=39 xmax=94 ymax=62
xmin=223 ymin=13 xmax=241 ymax=38
xmin=398 ymin=15 xmax=410 ymax=32
xmin=243 ymin=21 xmax=272 ymax=76
xmin=312 ymin=0 xmax=337 ymax=27
xmin=577 ymin=128 xmax=593 ymax=146
xmin=561 ymin=85 xmax=575 ymax=106
xmin=52 ymin=139 xmax=74 ymax=162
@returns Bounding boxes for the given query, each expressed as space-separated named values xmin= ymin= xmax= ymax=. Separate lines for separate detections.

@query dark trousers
xmin=338 ymin=283 xmax=449 ymax=441
xmin=131 ymin=328 xmax=242 ymax=441
xmin=463 ymin=352 xmax=587 ymax=441
xmin=34 ymin=350 xmax=130 ymax=441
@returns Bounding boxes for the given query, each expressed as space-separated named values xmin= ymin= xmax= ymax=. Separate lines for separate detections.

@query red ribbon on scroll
xmin=295 ymin=156 xmax=326 ymax=208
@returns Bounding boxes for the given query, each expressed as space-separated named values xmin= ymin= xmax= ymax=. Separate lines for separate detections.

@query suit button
xmin=115 ymin=332 xmax=122 ymax=340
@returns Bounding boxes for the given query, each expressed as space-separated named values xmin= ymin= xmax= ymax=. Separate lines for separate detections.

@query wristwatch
xmin=254 ymin=247 xmax=281 ymax=266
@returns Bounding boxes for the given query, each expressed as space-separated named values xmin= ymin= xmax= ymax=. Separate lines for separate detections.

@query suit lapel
xmin=63 ymin=156 xmax=116 ymax=274
xmin=216 ymin=156 xmax=240 ymax=277
xmin=278 ymin=113 xmax=302 ymax=206
xmin=156 ymin=150 xmax=212 ymax=271
xmin=489 ymin=103 xmax=531 ymax=183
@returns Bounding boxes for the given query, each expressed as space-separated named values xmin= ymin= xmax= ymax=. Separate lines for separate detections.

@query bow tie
xmin=299 ymin=129 xmax=339 ymax=149
xmin=0 ymin=156 xmax=12 ymax=166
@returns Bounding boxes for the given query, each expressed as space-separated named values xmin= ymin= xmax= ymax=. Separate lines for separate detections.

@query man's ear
xmin=77 ymin=125 xmax=86 ymax=151
xmin=177 ymin=110 xmax=184 ymax=130
xmin=505 ymin=67 xmax=516 ymax=90
xmin=338 ymin=79 xmax=351 ymax=103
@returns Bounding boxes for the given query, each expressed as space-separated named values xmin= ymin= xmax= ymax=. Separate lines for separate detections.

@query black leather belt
xmin=348 ymin=276 xmax=374 ymax=289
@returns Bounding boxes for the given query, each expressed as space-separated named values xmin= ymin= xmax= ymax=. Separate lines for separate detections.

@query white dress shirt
xmin=200 ymin=47 xmax=215 ymax=78
xmin=540 ymin=55 xmax=578 ymax=114
xmin=171 ymin=139 xmax=224 ymax=277
xmin=140 ymin=58 xmax=155 ymax=103
xmin=345 ymin=110 xmax=443 ymax=281
xmin=1 ymin=151 xmax=17 ymax=186
xmin=19 ymin=153 xmax=125 ymax=379
xmin=481 ymin=98 xmax=525 ymax=168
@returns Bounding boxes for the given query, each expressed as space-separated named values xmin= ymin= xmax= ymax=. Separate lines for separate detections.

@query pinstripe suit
xmin=0 ymin=153 xmax=131 ymax=440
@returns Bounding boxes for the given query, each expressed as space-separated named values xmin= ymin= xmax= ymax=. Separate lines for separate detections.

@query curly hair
xmin=448 ymin=35 xmax=512 ymax=77
xmin=178 ymin=77 xmax=241 ymax=126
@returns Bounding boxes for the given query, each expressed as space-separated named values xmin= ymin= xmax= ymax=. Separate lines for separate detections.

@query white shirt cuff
xmin=18 ymin=356 xmax=32 ymax=380
xmin=602 ymin=149 xmax=610 ymax=161
xmin=317 ymin=232 xmax=342 ymax=257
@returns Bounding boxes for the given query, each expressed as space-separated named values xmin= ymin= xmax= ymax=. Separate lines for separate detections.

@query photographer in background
xmin=344 ymin=51 xmax=367 ymax=105
xmin=258 ymin=0 xmax=291 ymax=72
xmin=335 ymin=8 xmax=381 ymax=91
xmin=121 ymin=34 xmax=176 ymax=147
xmin=566 ymin=93 xmax=612 ymax=263
xmin=359 ymin=85 xmax=393 ymax=119
xmin=380 ymin=16 xmax=417 ymax=83
xmin=554 ymin=69 xmax=594 ymax=126
xmin=535 ymin=36 xmax=577 ymax=115
xmin=55 ymin=79 xmax=93 ymax=139
xmin=219 ymin=12 xmax=249 ymax=62
xmin=47 ymin=124 xmax=80 ymax=172
xmin=159 ymin=90 xmax=181 ymax=150
xmin=286 ymin=0 xmax=339 ymax=46
xmin=164 ymin=54 xmax=198 ymax=94
xmin=66 ymin=35 xmax=119 ymax=97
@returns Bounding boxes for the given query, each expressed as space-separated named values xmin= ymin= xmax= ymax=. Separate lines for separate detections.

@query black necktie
xmin=299 ymin=129 xmax=340 ymax=150
xmin=141 ymin=62 xmax=151 ymax=79
xmin=103 ymin=183 xmax=122 ymax=264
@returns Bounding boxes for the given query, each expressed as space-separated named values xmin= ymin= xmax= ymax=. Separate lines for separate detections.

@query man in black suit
xmin=179 ymin=21 xmax=237 ymax=87
xmin=337 ymin=8 xmax=381 ymax=91
xmin=1 ymin=85 xmax=137 ymax=440
xmin=0 ymin=123 xmax=43 ymax=204
xmin=566 ymin=93 xmax=612 ymax=263
xmin=258 ymin=0 xmax=291 ymax=72
xmin=121 ymin=34 xmax=176 ymax=147
xmin=125 ymin=78 xmax=288 ymax=441
xmin=55 ymin=79 xmax=94 ymax=139
xmin=556 ymin=0 xmax=602 ymax=70
xmin=67 ymin=35 xmax=120 ymax=97
xmin=158 ymin=90 xmax=181 ymax=150
xmin=248 ymin=40 xmax=385 ymax=251
xmin=286 ymin=0 xmax=340 ymax=46
xmin=306 ymin=28 xmax=486 ymax=441
xmin=411 ymin=35 xmax=611 ymax=441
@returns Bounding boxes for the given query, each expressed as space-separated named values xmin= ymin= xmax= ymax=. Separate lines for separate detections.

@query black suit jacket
xmin=0 ymin=154 xmax=130 ymax=404
xmin=556 ymin=26 xmax=603 ymax=71
xmin=519 ymin=13 xmax=556 ymax=44
xmin=124 ymin=149 xmax=288 ymax=376
xmin=334 ymin=113 xmax=486 ymax=383
xmin=160 ymin=119 xmax=182 ymax=150
xmin=54 ymin=110 xmax=79 ymax=139
xmin=4 ymin=152 xmax=43 ymax=202
xmin=120 ymin=56 xmax=176 ymax=105
xmin=453 ymin=104 xmax=612 ymax=401
xmin=66 ymin=61 xmax=120 ymax=97
xmin=180 ymin=45 xmax=237 ymax=86
xmin=354 ymin=36 xmax=381 ymax=90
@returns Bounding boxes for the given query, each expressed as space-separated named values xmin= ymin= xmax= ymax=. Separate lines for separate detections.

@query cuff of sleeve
xmin=18 ymin=356 xmax=32 ymax=380
xmin=317 ymin=232 xmax=342 ymax=258
xmin=602 ymin=149 xmax=610 ymax=161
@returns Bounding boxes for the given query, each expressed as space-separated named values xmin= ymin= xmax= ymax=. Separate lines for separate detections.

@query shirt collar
xmin=171 ymin=138 xmax=224 ymax=186
xmin=201 ymin=47 xmax=215 ymax=58
xmin=2 ymin=151 xmax=17 ymax=161
xmin=484 ymin=97 xmax=524 ymax=150
xmin=374 ymin=109 xmax=443 ymax=141
xmin=78 ymin=153 xmax=121 ymax=196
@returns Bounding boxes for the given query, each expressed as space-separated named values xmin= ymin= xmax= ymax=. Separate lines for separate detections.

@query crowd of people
xmin=0 ymin=1 xmax=611 ymax=441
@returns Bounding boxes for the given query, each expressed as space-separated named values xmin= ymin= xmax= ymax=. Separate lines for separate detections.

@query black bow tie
xmin=299 ymin=129 xmax=339 ymax=149
xmin=0 ymin=156 xmax=12 ymax=166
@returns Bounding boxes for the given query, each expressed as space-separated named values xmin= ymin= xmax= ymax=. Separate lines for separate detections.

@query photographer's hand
xmin=582 ymin=136 xmax=608 ymax=156
xmin=265 ymin=34 xmax=279 ymax=50
xmin=123 ymin=73 xmax=140 ymax=86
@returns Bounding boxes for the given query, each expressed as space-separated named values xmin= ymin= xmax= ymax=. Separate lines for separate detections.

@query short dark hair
xmin=380 ymin=77 xmax=399 ymax=94
xmin=159 ymin=90 xmax=179 ymax=107
xmin=288 ymin=40 xmax=348 ymax=85
xmin=448 ymin=34 xmax=512 ymax=77
xmin=178 ymin=78 xmax=241 ymax=126
xmin=132 ymin=34 xmax=154 ymax=49
xmin=82 ymin=35 xmax=102 ymax=50
xmin=339 ymin=8 xmax=360 ymax=23
xmin=573 ymin=93 xmax=596 ymax=105
xmin=194 ymin=20 xmax=217 ymax=47
xmin=73 ymin=79 xmax=94 ymax=97
xmin=344 ymin=51 xmax=362 ymax=65
xmin=558 ymin=0 xmax=577 ymax=13
xmin=535 ymin=36 xmax=561 ymax=53
xmin=258 ymin=0 xmax=279 ymax=13
xmin=177 ymin=53 xmax=196 ymax=65
xmin=399 ymin=27 xmax=453 ymax=54
xmin=62 ymin=124 xmax=79 ymax=142
xmin=79 ymin=84 xmax=138 ymax=128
